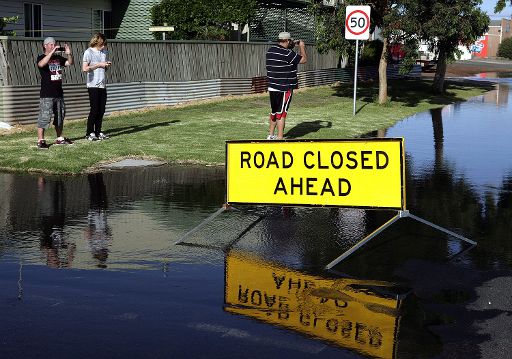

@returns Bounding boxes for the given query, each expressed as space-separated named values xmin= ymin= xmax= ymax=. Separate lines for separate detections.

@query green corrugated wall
xmin=114 ymin=0 xmax=316 ymax=41
xmin=115 ymin=0 xmax=161 ymax=40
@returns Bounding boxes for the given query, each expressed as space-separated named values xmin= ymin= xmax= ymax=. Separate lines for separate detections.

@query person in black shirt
xmin=36 ymin=37 xmax=74 ymax=149
xmin=265 ymin=32 xmax=307 ymax=140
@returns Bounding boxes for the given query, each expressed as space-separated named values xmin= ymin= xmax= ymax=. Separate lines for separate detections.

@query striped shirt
xmin=266 ymin=45 xmax=302 ymax=91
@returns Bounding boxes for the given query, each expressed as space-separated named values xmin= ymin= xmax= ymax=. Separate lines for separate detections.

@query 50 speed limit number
xmin=345 ymin=5 xmax=371 ymax=40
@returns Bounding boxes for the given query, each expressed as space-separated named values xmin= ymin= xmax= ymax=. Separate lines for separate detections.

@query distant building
xmin=0 ymin=0 xmax=323 ymax=42
xmin=1 ymin=0 xmax=119 ymax=40
xmin=471 ymin=18 xmax=512 ymax=58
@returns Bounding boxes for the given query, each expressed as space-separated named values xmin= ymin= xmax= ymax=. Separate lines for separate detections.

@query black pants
xmin=86 ymin=88 xmax=107 ymax=136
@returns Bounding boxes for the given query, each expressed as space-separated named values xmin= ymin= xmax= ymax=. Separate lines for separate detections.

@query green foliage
xmin=0 ymin=16 xmax=18 ymax=36
xmin=308 ymin=0 xmax=378 ymax=66
xmin=393 ymin=0 xmax=489 ymax=93
xmin=360 ymin=40 xmax=383 ymax=66
xmin=308 ymin=1 xmax=347 ymax=56
xmin=494 ymin=0 xmax=511 ymax=13
xmin=417 ymin=1 xmax=489 ymax=47
xmin=308 ymin=0 xmax=405 ymax=102
xmin=497 ymin=37 xmax=512 ymax=59
xmin=394 ymin=0 xmax=489 ymax=54
xmin=150 ymin=0 xmax=257 ymax=40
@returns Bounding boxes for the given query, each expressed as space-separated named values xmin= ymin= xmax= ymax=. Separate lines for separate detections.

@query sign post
xmin=345 ymin=6 xmax=371 ymax=116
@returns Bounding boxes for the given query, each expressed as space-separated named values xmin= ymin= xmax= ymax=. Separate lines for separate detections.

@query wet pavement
xmin=1 ymin=77 xmax=511 ymax=358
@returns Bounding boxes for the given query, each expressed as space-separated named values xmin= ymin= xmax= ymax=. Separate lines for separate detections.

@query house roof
xmin=489 ymin=19 xmax=503 ymax=26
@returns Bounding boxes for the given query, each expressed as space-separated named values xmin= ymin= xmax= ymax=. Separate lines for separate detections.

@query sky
xmin=481 ymin=0 xmax=512 ymax=19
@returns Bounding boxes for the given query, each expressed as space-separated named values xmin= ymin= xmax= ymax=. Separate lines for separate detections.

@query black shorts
xmin=269 ymin=90 xmax=293 ymax=120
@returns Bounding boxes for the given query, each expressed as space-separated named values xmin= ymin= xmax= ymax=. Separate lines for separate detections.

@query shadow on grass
xmin=106 ymin=120 xmax=180 ymax=138
xmin=355 ymin=102 xmax=369 ymax=115
xmin=285 ymin=120 xmax=332 ymax=139
xmin=332 ymin=79 xmax=495 ymax=107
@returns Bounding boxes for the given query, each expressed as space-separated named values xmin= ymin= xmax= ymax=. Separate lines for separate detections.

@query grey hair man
xmin=36 ymin=36 xmax=74 ymax=149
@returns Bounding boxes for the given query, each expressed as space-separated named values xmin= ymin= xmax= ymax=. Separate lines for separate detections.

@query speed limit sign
xmin=345 ymin=5 xmax=371 ymax=40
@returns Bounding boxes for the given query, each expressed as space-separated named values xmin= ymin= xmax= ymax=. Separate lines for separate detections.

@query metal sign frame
xmin=177 ymin=138 xmax=476 ymax=269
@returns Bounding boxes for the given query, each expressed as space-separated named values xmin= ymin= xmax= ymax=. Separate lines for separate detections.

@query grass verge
xmin=0 ymin=79 xmax=493 ymax=175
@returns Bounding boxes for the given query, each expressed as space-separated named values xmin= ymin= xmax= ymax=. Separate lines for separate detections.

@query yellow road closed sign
xmin=226 ymin=138 xmax=405 ymax=209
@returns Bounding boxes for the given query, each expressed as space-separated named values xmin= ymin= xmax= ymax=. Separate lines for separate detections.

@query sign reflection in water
xmin=224 ymin=251 xmax=407 ymax=359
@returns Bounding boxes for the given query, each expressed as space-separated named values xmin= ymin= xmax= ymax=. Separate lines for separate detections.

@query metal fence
xmin=0 ymin=37 xmax=420 ymax=125
xmin=0 ymin=38 xmax=338 ymax=86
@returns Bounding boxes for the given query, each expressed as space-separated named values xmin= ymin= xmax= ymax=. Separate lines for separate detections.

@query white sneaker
xmin=98 ymin=132 xmax=109 ymax=140
xmin=266 ymin=135 xmax=277 ymax=140
xmin=86 ymin=133 xmax=98 ymax=141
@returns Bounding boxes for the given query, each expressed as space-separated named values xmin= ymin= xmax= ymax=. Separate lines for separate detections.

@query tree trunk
xmin=430 ymin=108 xmax=444 ymax=167
xmin=433 ymin=47 xmax=447 ymax=94
xmin=378 ymin=37 xmax=388 ymax=104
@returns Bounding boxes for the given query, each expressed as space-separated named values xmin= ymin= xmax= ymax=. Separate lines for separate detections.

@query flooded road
xmin=1 ymin=79 xmax=511 ymax=358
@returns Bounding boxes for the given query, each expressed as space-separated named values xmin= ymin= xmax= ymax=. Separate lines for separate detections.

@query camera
xmin=55 ymin=47 xmax=65 ymax=52
xmin=289 ymin=39 xmax=300 ymax=49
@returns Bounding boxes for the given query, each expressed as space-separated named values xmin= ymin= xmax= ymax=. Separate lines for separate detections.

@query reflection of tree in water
xmin=482 ymin=173 xmax=512 ymax=266
xmin=244 ymin=105 xmax=512 ymax=272
xmin=248 ymin=106 xmax=512 ymax=356
xmin=84 ymin=173 xmax=112 ymax=269
xmin=37 ymin=177 xmax=75 ymax=268
xmin=430 ymin=108 xmax=444 ymax=166
xmin=409 ymin=109 xmax=512 ymax=267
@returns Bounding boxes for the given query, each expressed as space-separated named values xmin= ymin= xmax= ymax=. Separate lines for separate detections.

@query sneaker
xmin=55 ymin=137 xmax=74 ymax=145
xmin=37 ymin=140 xmax=49 ymax=149
xmin=266 ymin=135 xmax=277 ymax=140
xmin=86 ymin=133 xmax=98 ymax=141
xmin=97 ymin=132 xmax=109 ymax=140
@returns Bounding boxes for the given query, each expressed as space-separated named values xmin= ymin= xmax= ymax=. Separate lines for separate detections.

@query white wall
xmin=456 ymin=45 xmax=472 ymax=61
xmin=1 ymin=0 xmax=111 ymax=40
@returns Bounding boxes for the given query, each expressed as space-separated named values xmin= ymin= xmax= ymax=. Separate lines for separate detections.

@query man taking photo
xmin=265 ymin=31 xmax=307 ymax=140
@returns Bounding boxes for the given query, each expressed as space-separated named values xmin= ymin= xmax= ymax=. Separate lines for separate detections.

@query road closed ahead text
xmin=226 ymin=139 xmax=404 ymax=209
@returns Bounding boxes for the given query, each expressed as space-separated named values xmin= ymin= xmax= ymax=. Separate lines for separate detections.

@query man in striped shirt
xmin=266 ymin=32 xmax=307 ymax=140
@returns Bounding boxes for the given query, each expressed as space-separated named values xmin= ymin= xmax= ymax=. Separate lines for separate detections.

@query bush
xmin=360 ymin=40 xmax=383 ymax=66
xmin=497 ymin=37 xmax=512 ymax=59
xmin=0 ymin=16 xmax=18 ymax=36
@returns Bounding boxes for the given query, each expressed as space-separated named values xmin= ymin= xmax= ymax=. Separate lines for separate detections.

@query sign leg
xmin=325 ymin=212 xmax=402 ymax=269
xmin=406 ymin=212 xmax=477 ymax=245
xmin=175 ymin=206 xmax=227 ymax=244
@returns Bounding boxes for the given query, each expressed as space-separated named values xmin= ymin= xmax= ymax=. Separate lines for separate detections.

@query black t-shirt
xmin=36 ymin=54 xmax=67 ymax=98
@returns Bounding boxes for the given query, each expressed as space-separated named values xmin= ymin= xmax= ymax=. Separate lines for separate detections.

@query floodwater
xmin=1 ymin=78 xmax=512 ymax=359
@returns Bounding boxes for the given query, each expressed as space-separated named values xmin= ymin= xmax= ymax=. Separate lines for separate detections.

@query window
xmin=24 ymin=3 xmax=42 ymax=37
xmin=93 ymin=10 xmax=113 ymax=38
xmin=104 ymin=11 xmax=112 ymax=39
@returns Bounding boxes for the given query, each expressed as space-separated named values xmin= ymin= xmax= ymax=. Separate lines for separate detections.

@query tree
xmin=405 ymin=0 xmax=489 ymax=93
xmin=495 ymin=0 xmax=512 ymax=12
xmin=308 ymin=1 xmax=354 ymax=68
xmin=369 ymin=0 xmax=405 ymax=104
xmin=497 ymin=37 xmax=512 ymax=59
xmin=309 ymin=1 xmax=406 ymax=104
xmin=150 ymin=0 xmax=258 ymax=40
xmin=0 ymin=16 xmax=18 ymax=36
